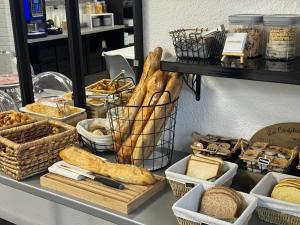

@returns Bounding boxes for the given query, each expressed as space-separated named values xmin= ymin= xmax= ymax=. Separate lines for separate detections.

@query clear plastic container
xmin=229 ymin=14 xmax=263 ymax=58
xmin=33 ymin=72 xmax=72 ymax=102
xmin=264 ymin=14 xmax=300 ymax=61
xmin=0 ymin=91 xmax=18 ymax=111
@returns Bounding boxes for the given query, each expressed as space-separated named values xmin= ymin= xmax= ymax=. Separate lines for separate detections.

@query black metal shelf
xmin=161 ymin=57 xmax=300 ymax=100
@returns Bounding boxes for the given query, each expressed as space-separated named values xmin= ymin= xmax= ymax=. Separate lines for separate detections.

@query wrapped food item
xmin=190 ymin=132 xmax=248 ymax=160
xmin=86 ymin=79 xmax=135 ymax=95
xmin=240 ymin=142 xmax=298 ymax=173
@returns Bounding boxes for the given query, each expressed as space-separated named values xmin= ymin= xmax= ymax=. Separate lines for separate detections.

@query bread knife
xmin=58 ymin=164 xmax=125 ymax=190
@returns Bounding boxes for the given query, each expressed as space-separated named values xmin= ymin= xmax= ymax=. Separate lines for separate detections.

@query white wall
xmin=142 ymin=0 xmax=300 ymax=151
xmin=0 ymin=0 xmax=14 ymax=51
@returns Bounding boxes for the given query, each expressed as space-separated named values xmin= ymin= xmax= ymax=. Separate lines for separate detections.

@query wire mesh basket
xmin=107 ymin=91 xmax=179 ymax=171
xmin=170 ymin=26 xmax=226 ymax=60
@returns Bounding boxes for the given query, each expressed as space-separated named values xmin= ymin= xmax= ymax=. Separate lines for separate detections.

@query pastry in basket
xmin=87 ymin=120 xmax=111 ymax=136
xmin=0 ymin=111 xmax=31 ymax=127
xmin=186 ymin=154 xmax=224 ymax=181
xmin=271 ymin=178 xmax=300 ymax=204
xmin=240 ymin=142 xmax=298 ymax=173
xmin=86 ymin=79 xmax=134 ymax=94
xmin=191 ymin=132 xmax=247 ymax=158
xmin=26 ymin=102 xmax=81 ymax=119
xmin=199 ymin=186 xmax=244 ymax=220
xmin=59 ymin=146 xmax=156 ymax=185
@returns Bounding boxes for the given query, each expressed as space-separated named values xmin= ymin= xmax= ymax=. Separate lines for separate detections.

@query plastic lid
xmin=229 ymin=14 xmax=263 ymax=25
xmin=264 ymin=14 xmax=300 ymax=26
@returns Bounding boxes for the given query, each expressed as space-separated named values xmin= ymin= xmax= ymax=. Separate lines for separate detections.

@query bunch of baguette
xmin=113 ymin=47 xmax=183 ymax=165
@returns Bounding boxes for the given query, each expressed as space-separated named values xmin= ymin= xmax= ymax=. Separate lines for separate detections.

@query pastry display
xmin=25 ymin=102 xmax=82 ymax=119
xmin=0 ymin=111 xmax=31 ymax=127
xmin=64 ymin=92 xmax=106 ymax=106
xmin=86 ymin=79 xmax=135 ymax=94
xmin=59 ymin=146 xmax=157 ymax=185
xmin=271 ymin=178 xmax=300 ymax=204
xmin=186 ymin=154 xmax=224 ymax=181
xmin=199 ymin=186 xmax=244 ymax=220
xmin=112 ymin=47 xmax=183 ymax=165
xmin=191 ymin=132 xmax=247 ymax=159
xmin=240 ymin=142 xmax=298 ymax=173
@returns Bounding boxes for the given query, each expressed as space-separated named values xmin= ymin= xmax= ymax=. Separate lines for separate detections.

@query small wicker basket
xmin=256 ymin=207 xmax=300 ymax=225
xmin=0 ymin=120 xmax=78 ymax=180
xmin=168 ymin=180 xmax=195 ymax=197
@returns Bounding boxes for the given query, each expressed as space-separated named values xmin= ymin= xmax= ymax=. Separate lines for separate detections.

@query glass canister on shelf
xmin=84 ymin=2 xmax=93 ymax=15
xmin=229 ymin=14 xmax=263 ymax=58
xmin=264 ymin=14 xmax=300 ymax=61
xmin=95 ymin=2 xmax=103 ymax=14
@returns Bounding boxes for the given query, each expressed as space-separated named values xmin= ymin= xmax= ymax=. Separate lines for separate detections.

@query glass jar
xmin=229 ymin=14 xmax=263 ymax=58
xmin=95 ymin=2 xmax=103 ymax=14
xmin=85 ymin=2 xmax=93 ymax=15
xmin=264 ymin=14 xmax=300 ymax=61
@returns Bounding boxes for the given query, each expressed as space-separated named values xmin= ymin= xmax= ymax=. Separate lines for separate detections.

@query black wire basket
xmin=170 ymin=26 xmax=226 ymax=60
xmin=107 ymin=91 xmax=179 ymax=171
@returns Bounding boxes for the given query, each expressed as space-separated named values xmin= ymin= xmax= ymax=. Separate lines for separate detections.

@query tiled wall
xmin=0 ymin=0 xmax=14 ymax=51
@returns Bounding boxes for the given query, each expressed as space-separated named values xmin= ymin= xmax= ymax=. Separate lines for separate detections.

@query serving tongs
xmin=55 ymin=99 xmax=68 ymax=117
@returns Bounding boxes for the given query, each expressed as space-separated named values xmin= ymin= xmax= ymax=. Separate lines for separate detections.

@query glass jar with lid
xmin=229 ymin=14 xmax=263 ymax=58
xmin=264 ymin=14 xmax=300 ymax=61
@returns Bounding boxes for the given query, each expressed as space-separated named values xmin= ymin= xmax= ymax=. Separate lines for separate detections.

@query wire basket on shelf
xmin=107 ymin=91 xmax=179 ymax=171
xmin=170 ymin=25 xmax=226 ymax=60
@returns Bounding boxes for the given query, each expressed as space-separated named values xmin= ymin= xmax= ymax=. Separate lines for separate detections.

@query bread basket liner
xmin=76 ymin=119 xmax=113 ymax=145
xmin=172 ymin=183 xmax=258 ymax=225
xmin=165 ymin=155 xmax=238 ymax=186
xmin=250 ymin=172 xmax=300 ymax=217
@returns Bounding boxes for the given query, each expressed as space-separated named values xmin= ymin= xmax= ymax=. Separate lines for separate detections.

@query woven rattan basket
xmin=0 ymin=120 xmax=78 ymax=180
xmin=177 ymin=217 xmax=201 ymax=225
xmin=256 ymin=207 xmax=300 ymax=225
xmin=168 ymin=180 xmax=194 ymax=197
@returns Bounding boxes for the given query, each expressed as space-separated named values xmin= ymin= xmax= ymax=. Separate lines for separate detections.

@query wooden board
xmin=40 ymin=173 xmax=166 ymax=214
xmin=250 ymin=123 xmax=300 ymax=148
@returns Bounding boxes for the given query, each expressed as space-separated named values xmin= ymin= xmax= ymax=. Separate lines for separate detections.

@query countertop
xmin=27 ymin=25 xmax=125 ymax=44
xmin=0 ymin=151 xmax=271 ymax=225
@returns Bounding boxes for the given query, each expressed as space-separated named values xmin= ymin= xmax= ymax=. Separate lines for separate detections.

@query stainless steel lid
xmin=264 ymin=14 xmax=300 ymax=26
xmin=229 ymin=14 xmax=263 ymax=25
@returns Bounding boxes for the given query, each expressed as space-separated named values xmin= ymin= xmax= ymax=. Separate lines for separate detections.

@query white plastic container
xmin=250 ymin=172 xmax=300 ymax=217
xmin=165 ymin=155 xmax=238 ymax=197
xmin=172 ymin=183 xmax=258 ymax=225
xmin=166 ymin=155 xmax=238 ymax=186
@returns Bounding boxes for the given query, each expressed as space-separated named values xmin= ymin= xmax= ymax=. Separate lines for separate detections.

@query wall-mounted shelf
xmin=161 ymin=57 xmax=300 ymax=101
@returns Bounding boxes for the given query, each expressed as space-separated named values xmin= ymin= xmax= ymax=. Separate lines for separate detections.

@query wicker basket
xmin=177 ymin=217 xmax=201 ymax=225
xmin=168 ymin=180 xmax=194 ymax=197
xmin=0 ymin=120 xmax=78 ymax=180
xmin=256 ymin=207 xmax=300 ymax=225
xmin=0 ymin=111 xmax=37 ymax=131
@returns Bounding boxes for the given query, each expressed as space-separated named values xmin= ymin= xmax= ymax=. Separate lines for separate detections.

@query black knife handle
xmin=94 ymin=175 xmax=125 ymax=190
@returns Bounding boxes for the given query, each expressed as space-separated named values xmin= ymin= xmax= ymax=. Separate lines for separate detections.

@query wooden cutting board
xmin=40 ymin=173 xmax=166 ymax=214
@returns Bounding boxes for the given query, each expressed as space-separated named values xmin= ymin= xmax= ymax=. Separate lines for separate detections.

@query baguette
xmin=113 ymin=48 xmax=162 ymax=154
xmin=59 ymin=146 xmax=156 ymax=185
xmin=132 ymin=72 xmax=183 ymax=165
xmin=119 ymin=70 xmax=168 ymax=163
